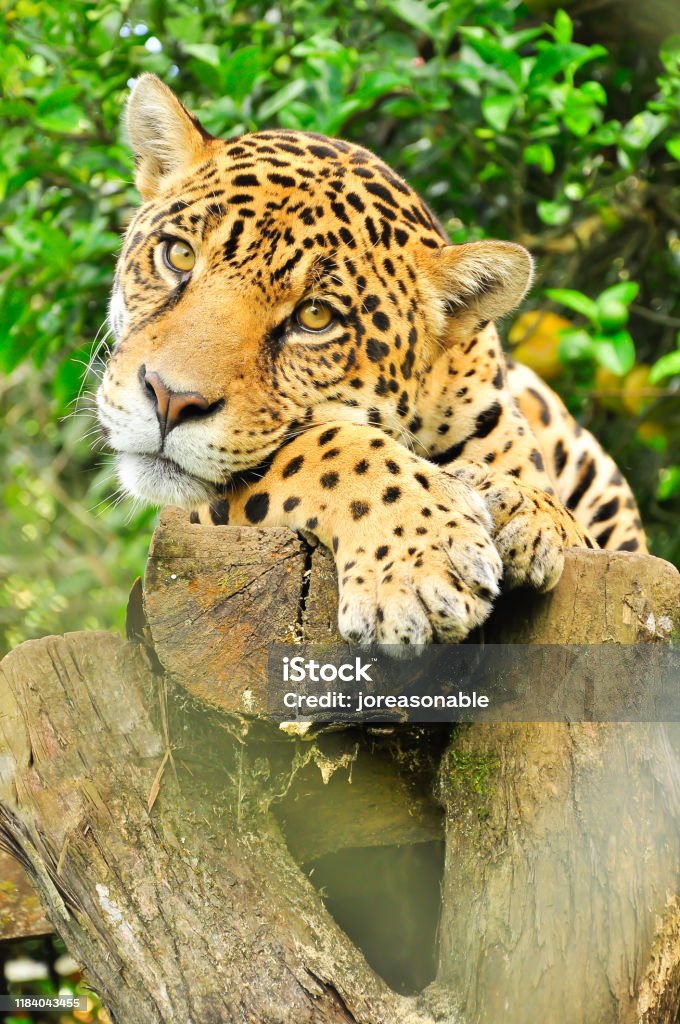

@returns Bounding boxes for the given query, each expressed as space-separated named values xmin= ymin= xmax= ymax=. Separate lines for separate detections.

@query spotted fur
xmin=97 ymin=75 xmax=646 ymax=646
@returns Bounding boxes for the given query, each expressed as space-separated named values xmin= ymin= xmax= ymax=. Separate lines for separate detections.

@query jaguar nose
xmin=140 ymin=366 xmax=217 ymax=439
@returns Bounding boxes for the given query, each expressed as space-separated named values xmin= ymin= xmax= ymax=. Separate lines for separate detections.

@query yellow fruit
xmin=508 ymin=310 xmax=572 ymax=381
xmin=593 ymin=365 xmax=625 ymax=411
xmin=636 ymin=420 xmax=667 ymax=448
xmin=621 ymin=364 xmax=659 ymax=415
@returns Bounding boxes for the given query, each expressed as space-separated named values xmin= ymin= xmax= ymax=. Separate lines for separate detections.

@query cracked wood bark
xmin=0 ymin=632 xmax=434 ymax=1024
xmin=432 ymin=720 xmax=680 ymax=1024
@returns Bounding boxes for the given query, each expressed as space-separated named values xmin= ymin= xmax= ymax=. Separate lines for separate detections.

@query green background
xmin=1 ymin=0 xmax=679 ymax=658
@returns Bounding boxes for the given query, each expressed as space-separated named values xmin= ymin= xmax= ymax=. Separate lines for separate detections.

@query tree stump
xmin=0 ymin=509 xmax=679 ymax=1024
xmin=143 ymin=510 xmax=679 ymax=713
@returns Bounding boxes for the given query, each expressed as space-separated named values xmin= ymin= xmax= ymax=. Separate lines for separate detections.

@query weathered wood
xmin=141 ymin=512 xmax=680 ymax=1023
xmin=0 ymin=632 xmax=434 ymax=1024
xmin=3 ymin=511 xmax=680 ymax=1024
xmin=274 ymin=729 xmax=446 ymax=863
xmin=145 ymin=510 xmax=680 ymax=714
xmin=432 ymin=721 xmax=680 ymax=1024
xmin=486 ymin=547 xmax=680 ymax=643
xmin=144 ymin=510 xmax=304 ymax=711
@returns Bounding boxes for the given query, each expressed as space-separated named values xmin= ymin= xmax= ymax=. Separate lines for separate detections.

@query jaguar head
xmin=97 ymin=74 xmax=532 ymax=507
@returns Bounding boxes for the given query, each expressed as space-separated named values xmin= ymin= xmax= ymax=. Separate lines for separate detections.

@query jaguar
xmin=97 ymin=74 xmax=646 ymax=646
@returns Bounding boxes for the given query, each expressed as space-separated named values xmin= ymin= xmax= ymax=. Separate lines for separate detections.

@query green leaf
xmin=620 ymin=111 xmax=669 ymax=150
xmin=500 ymin=27 xmax=545 ymax=51
xmin=593 ymin=331 xmax=636 ymax=376
xmin=529 ymin=43 xmax=606 ymax=85
xmin=481 ymin=93 xmax=515 ymax=132
xmin=351 ymin=70 xmax=410 ymax=104
xmin=220 ymin=46 xmax=261 ymax=101
xmin=666 ymin=137 xmax=680 ymax=160
xmin=384 ymin=0 xmax=441 ymax=35
xmin=35 ymin=105 xmax=89 ymax=134
xmin=537 ymin=200 xmax=571 ymax=226
xmin=657 ymin=466 xmax=680 ymax=501
xmin=558 ymin=328 xmax=594 ymax=362
xmin=257 ymin=80 xmax=308 ymax=121
xmin=659 ymin=34 xmax=680 ymax=74
xmin=553 ymin=10 xmax=573 ymax=44
xmin=183 ymin=43 xmax=221 ymax=68
xmin=460 ymin=34 xmax=522 ymax=87
xmin=165 ymin=14 xmax=205 ymax=43
xmin=579 ymin=80 xmax=607 ymax=105
xmin=598 ymin=281 xmax=640 ymax=306
xmin=290 ymin=36 xmax=346 ymax=58
xmin=564 ymin=182 xmax=585 ymax=200
xmin=53 ymin=355 xmax=87 ymax=412
xmin=36 ymin=86 xmax=82 ymax=115
xmin=522 ymin=142 xmax=555 ymax=173
xmin=546 ymin=288 xmax=598 ymax=321
xmin=563 ymin=91 xmax=601 ymax=137
xmin=649 ymin=350 xmax=680 ymax=384
xmin=0 ymin=289 xmax=28 ymax=373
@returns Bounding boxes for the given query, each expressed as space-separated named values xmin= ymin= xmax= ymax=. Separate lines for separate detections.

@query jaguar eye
xmin=164 ymin=239 xmax=195 ymax=273
xmin=295 ymin=300 xmax=334 ymax=332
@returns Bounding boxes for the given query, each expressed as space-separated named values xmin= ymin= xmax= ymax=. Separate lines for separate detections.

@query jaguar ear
xmin=126 ymin=74 xmax=213 ymax=200
xmin=429 ymin=240 xmax=534 ymax=343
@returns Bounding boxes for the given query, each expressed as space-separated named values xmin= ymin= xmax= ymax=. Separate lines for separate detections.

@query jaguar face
xmin=97 ymin=75 xmax=531 ymax=508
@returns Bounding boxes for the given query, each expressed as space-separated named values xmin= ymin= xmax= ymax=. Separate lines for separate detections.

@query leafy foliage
xmin=547 ymin=281 xmax=640 ymax=376
xmin=1 ymin=0 xmax=679 ymax=654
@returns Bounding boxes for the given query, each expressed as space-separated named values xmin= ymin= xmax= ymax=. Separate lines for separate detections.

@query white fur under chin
xmin=117 ymin=453 xmax=215 ymax=508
